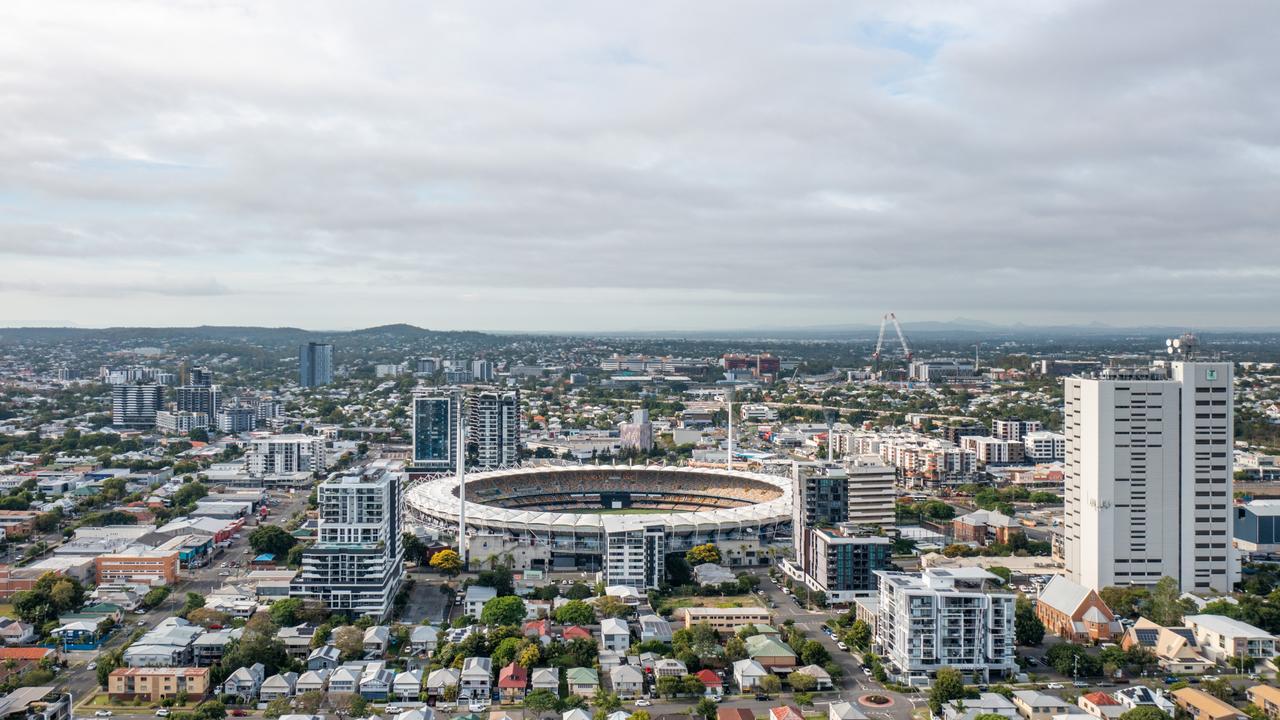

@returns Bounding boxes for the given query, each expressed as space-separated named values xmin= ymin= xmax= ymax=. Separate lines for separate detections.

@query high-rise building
xmin=246 ymin=434 xmax=328 ymax=476
xmin=603 ymin=525 xmax=665 ymax=589
xmin=216 ymin=406 xmax=258 ymax=434
xmin=175 ymin=385 xmax=221 ymax=418
xmin=846 ymin=454 xmax=897 ymax=526
xmin=291 ymin=463 xmax=405 ymax=618
xmin=112 ymin=383 xmax=165 ymax=428
xmin=471 ymin=359 xmax=494 ymax=382
xmin=469 ymin=390 xmax=520 ymax=469
xmin=187 ymin=367 xmax=213 ymax=388
xmin=415 ymin=357 xmax=439 ymax=375
xmin=619 ymin=409 xmax=654 ymax=452
xmin=1063 ymin=361 xmax=1234 ymax=593
xmin=874 ymin=569 xmax=1017 ymax=685
xmin=792 ymin=463 xmax=850 ymax=557
xmin=992 ymin=419 xmax=1043 ymax=442
xmin=412 ymin=389 xmax=461 ymax=472
xmin=795 ymin=524 xmax=891 ymax=604
xmin=298 ymin=343 xmax=334 ymax=387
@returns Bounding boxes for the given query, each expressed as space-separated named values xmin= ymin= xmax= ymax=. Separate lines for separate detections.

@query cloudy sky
xmin=2 ymin=1 xmax=1278 ymax=331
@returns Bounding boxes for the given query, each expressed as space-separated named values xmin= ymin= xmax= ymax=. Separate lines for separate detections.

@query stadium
xmin=404 ymin=465 xmax=792 ymax=586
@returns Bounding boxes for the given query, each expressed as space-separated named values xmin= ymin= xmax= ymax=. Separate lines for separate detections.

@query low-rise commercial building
xmin=95 ymin=549 xmax=180 ymax=586
xmin=678 ymin=607 xmax=772 ymax=633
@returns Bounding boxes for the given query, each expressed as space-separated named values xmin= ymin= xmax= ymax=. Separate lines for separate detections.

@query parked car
xmin=1045 ymin=683 xmax=1064 ymax=690
xmin=156 ymin=710 xmax=170 ymax=717
xmin=837 ymin=642 xmax=849 ymax=651
xmin=635 ymin=700 xmax=651 ymax=707
xmin=1072 ymin=681 xmax=1089 ymax=688
xmin=95 ymin=712 xmax=113 ymax=718
xmin=231 ymin=711 xmax=247 ymax=717
xmin=755 ymin=694 xmax=770 ymax=701
xmin=87 ymin=663 xmax=97 ymax=670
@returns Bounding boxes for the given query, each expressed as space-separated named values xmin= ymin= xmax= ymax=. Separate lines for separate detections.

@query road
xmin=63 ymin=487 xmax=311 ymax=713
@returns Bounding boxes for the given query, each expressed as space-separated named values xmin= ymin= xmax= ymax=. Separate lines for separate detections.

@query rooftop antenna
xmin=1166 ymin=333 xmax=1200 ymax=360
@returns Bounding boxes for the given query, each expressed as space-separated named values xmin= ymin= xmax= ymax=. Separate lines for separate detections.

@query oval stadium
xmin=404 ymin=465 xmax=792 ymax=588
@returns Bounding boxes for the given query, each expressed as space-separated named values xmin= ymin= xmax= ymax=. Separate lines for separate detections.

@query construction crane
xmin=872 ymin=312 xmax=913 ymax=370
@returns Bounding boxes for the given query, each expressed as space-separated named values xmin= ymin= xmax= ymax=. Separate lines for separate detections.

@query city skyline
xmin=2 ymin=1 xmax=1279 ymax=330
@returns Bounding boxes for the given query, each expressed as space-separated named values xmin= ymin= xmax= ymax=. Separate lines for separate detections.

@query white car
xmin=635 ymin=700 xmax=652 ymax=707
xmin=1045 ymin=683 xmax=1065 ymax=690
xmin=87 ymin=662 xmax=97 ymax=670
xmin=156 ymin=710 xmax=171 ymax=717
xmin=469 ymin=702 xmax=490 ymax=712
xmin=96 ymin=712 xmax=114 ymax=718
xmin=837 ymin=642 xmax=849 ymax=651
xmin=386 ymin=706 xmax=403 ymax=715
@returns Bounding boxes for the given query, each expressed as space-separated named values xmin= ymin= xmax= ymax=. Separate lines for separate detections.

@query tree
xmin=524 ymin=689 xmax=559 ymax=718
xmin=694 ymin=698 xmax=718 ymax=720
xmin=349 ymin=695 xmax=369 ymax=718
xmin=248 ymin=525 xmax=297 ymax=558
xmin=195 ymin=700 xmax=226 ymax=720
xmin=800 ymin=639 xmax=830 ymax=667
xmin=1200 ymin=678 xmax=1234 ymax=702
xmin=846 ymin=620 xmax=872 ymax=651
xmin=296 ymin=691 xmax=323 ymax=714
xmin=1148 ymin=577 xmax=1185 ymax=626
xmin=1015 ymin=597 xmax=1045 ymax=646
xmin=724 ymin=636 xmax=747 ymax=661
xmin=1100 ymin=586 xmax=1151 ymax=618
xmin=333 ymin=625 xmax=364 ymax=661
xmin=268 ymin=598 xmax=304 ymax=626
xmin=1046 ymin=643 xmax=1102 ymax=678
xmin=759 ymin=675 xmax=781 ymax=695
xmin=181 ymin=592 xmax=205 ymax=616
xmin=594 ymin=596 xmax=631 ymax=619
xmin=592 ymin=689 xmax=621 ymax=712
xmin=789 ymin=673 xmax=817 ymax=692
xmin=975 ymin=715 xmax=1008 ymax=720
xmin=429 ymin=549 xmax=462 ymax=576
xmin=630 ymin=712 xmax=650 ymax=720
xmin=517 ymin=643 xmax=541 ymax=668
xmin=657 ymin=676 xmax=685 ymax=698
xmin=263 ymin=698 xmax=291 ymax=719
xmin=929 ymin=667 xmax=967 ymax=714
xmin=554 ymin=600 xmax=597 ymax=626
xmin=795 ymin=693 xmax=814 ymax=708
xmin=564 ymin=583 xmax=594 ymax=600
xmin=1118 ymin=708 xmax=1171 ymax=720
xmin=988 ymin=566 xmax=1013 ymax=584
xmin=686 ymin=544 xmax=721 ymax=566
xmin=481 ymin=596 xmax=527 ymax=626
xmin=187 ymin=608 xmax=232 ymax=628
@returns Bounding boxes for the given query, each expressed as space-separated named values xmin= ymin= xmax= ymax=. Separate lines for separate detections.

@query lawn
xmin=657 ymin=594 xmax=763 ymax=614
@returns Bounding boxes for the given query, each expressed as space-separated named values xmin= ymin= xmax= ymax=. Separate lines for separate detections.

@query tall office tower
xmin=619 ymin=409 xmax=654 ymax=452
xmin=846 ymin=454 xmax=897 ymax=526
xmin=299 ymin=342 xmax=335 ymax=387
xmin=792 ymin=462 xmax=850 ymax=558
xmin=415 ymin=357 xmax=439 ymax=375
xmin=175 ymin=384 xmax=221 ymax=418
xmin=291 ymin=463 xmax=405 ymax=618
xmin=412 ymin=390 xmax=461 ymax=472
xmin=187 ymin=367 xmax=213 ymax=387
xmin=111 ymin=383 xmax=165 ymax=429
xmin=469 ymin=390 xmax=520 ymax=469
xmin=470 ymin=359 xmax=494 ymax=382
xmin=1063 ymin=361 xmax=1234 ymax=593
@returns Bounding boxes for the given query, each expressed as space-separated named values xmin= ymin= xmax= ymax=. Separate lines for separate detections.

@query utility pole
xmin=455 ymin=389 xmax=467 ymax=569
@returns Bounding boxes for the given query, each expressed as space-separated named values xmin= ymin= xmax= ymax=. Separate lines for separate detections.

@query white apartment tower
xmin=290 ymin=463 xmax=405 ymax=618
xmin=469 ymin=390 xmax=520 ymax=469
xmin=1063 ymin=361 xmax=1234 ymax=593
xmin=247 ymin=434 xmax=328 ymax=476
xmin=846 ymin=454 xmax=897 ymax=526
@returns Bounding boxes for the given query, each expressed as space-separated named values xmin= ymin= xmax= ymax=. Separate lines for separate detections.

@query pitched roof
xmin=694 ymin=669 xmax=722 ymax=686
xmin=717 ymin=709 xmax=755 ymax=720
xmin=1083 ymin=693 xmax=1120 ymax=706
xmin=498 ymin=662 xmax=527 ymax=687
xmin=744 ymin=634 xmax=796 ymax=659
xmin=1037 ymin=575 xmax=1093 ymax=615
xmin=0 ymin=647 xmax=54 ymax=661
xmin=769 ymin=706 xmax=803 ymax=720
xmin=563 ymin=625 xmax=592 ymax=639
xmin=565 ymin=667 xmax=598 ymax=684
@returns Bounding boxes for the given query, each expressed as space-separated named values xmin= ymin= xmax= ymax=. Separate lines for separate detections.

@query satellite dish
xmin=1173 ymin=338 xmax=1182 ymax=348
xmin=1167 ymin=347 xmax=1175 ymax=354
xmin=1166 ymin=339 xmax=1174 ymax=347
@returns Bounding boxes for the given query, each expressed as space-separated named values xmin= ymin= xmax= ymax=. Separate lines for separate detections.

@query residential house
xmin=523 ymin=620 xmax=551 ymax=645
xmin=192 ymin=630 xmax=238 ymax=667
xmin=0 ymin=618 xmax=36 ymax=645
xmin=394 ymin=669 xmax=423 ymax=701
xmin=1115 ymin=686 xmax=1175 ymax=716
xmin=220 ymin=663 xmax=266 ymax=700
xmin=364 ymin=626 xmax=391 ymax=656
xmin=564 ymin=710 xmax=592 ymax=720
xmin=828 ymin=702 xmax=867 ymax=720
xmin=789 ymin=665 xmax=831 ymax=691
xmin=941 ymin=694 xmax=1019 ymax=720
xmin=1172 ymin=688 xmax=1247 ymax=720
xmin=732 ymin=659 xmax=768 ymax=691
xmin=425 ymin=668 xmax=459 ymax=699
xmin=410 ymin=625 xmax=439 ymax=655
xmin=600 ymin=618 xmax=630 ymax=652
xmin=123 ymin=617 xmax=204 ymax=667
xmin=566 ymin=668 xmax=598 ymax=698
xmin=50 ymin=621 xmax=100 ymax=651
xmin=108 ymin=667 xmax=212 ymax=702
xmin=1246 ymin=685 xmax=1280 ymax=719
xmin=563 ymin=626 xmax=592 ymax=642
xmin=464 ymin=586 xmax=497 ymax=618
xmin=744 ymin=635 xmax=797 ymax=670
xmin=460 ymin=657 xmax=493 ymax=701
xmin=327 ymin=665 xmax=360 ymax=696
xmin=1122 ymin=619 xmax=1214 ymax=673
xmin=1034 ymin=576 xmax=1122 ymax=643
xmin=531 ymin=668 xmax=559 ymax=695
xmin=694 ymin=669 xmax=722 ymax=698
xmin=295 ymin=670 xmax=329 ymax=695
xmin=769 ymin=707 xmax=803 ymax=720
xmin=609 ymin=665 xmax=643 ymax=699
xmin=359 ymin=662 xmax=395 ymax=701
xmin=718 ymin=709 xmax=755 ymax=720
xmin=1077 ymin=692 xmax=1125 ymax=720
xmin=278 ymin=624 xmax=317 ymax=659
xmin=259 ymin=673 xmax=298 ymax=701
xmin=598 ymin=651 xmax=624 ymax=674
xmin=693 ymin=563 xmax=736 ymax=586
xmin=1183 ymin=615 xmax=1278 ymax=666
xmin=1011 ymin=690 xmax=1076 ymax=720
xmin=400 ymin=709 xmax=435 ymax=720
xmin=639 ymin=615 xmax=673 ymax=643
xmin=654 ymin=659 xmax=687 ymax=678
xmin=498 ymin=662 xmax=528 ymax=702
xmin=307 ymin=645 xmax=341 ymax=672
